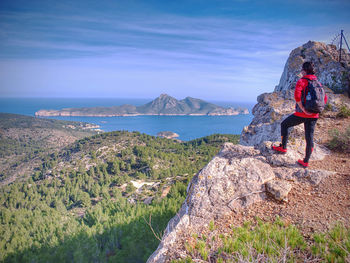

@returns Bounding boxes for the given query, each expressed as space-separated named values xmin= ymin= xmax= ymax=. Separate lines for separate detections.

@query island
xmin=35 ymin=94 xmax=249 ymax=117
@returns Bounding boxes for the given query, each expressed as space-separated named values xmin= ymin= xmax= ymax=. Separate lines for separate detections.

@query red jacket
xmin=294 ymin=74 xmax=328 ymax=118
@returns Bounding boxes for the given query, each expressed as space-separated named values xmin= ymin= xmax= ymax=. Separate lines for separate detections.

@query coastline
xmin=35 ymin=111 xmax=249 ymax=117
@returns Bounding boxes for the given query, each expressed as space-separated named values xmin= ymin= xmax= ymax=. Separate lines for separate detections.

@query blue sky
xmin=0 ymin=0 xmax=349 ymax=101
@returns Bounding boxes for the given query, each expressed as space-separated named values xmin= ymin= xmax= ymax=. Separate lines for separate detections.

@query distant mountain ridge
xmin=35 ymin=94 xmax=249 ymax=117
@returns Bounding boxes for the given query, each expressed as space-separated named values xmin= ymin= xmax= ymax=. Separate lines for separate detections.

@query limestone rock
xmin=293 ymin=169 xmax=336 ymax=185
xmin=147 ymin=143 xmax=275 ymax=263
xmin=187 ymin=143 xmax=274 ymax=218
xmin=272 ymin=167 xmax=297 ymax=181
xmin=257 ymin=141 xmax=329 ymax=167
xmin=275 ymin=41 xmax=350 ymax=95
xmin=266 ymin=179 xmax=292 ymax=201
xmin=240 ymin=92 xmax=301 ymax=146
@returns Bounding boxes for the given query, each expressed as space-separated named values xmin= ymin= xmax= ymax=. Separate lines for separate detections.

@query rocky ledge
xmin=147 ymin=142 xmax=333 ymax=262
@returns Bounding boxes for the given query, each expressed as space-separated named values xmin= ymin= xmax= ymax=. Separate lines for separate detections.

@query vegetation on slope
xmin=172 ymin=218 xmax=350 ymax=263
xmin=0 ymin=131 xmax=239 ymax=262
xmin=0 ymin=113 xmax=98 ymax=182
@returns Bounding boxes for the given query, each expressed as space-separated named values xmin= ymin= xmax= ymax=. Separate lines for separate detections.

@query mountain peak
xmin=159 ymin=93 xmax=172 ymax=99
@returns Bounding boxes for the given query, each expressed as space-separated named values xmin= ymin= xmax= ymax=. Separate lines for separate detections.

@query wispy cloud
xmin=0 ymin=11 xmax=317 ymax=60
xmin=0 ymin=1 xmax=349 ymax=100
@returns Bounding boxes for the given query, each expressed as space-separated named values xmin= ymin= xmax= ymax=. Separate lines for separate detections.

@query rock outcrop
xmin=240 ymin=41 xmax=350 ymax=147
xmin=157 ymin=131 xmax=179 ymax=139
xmin=147 ymin=142 xmax=335 ymax=262
xmin=275 ymin=41 xmax=350 ymax=94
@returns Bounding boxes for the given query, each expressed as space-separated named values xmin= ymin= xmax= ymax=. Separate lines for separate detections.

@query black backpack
xmin=302 ymin=77 xmax=326 ymax=113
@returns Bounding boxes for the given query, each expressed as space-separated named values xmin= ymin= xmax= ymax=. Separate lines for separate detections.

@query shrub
xmin=328 ymin=126 xmax=350 ymax=152
xmin=126 ymin=182 xmax=136 ymax=193
xmin=311 ymin=222 xmax=350 ymax=262
xmin=324 ymin=103 xmax=333 ymax=112
xmin=337 ymin=104 xmax=350 ymax=118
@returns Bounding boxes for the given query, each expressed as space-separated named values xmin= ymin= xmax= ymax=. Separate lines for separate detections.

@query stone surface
xmin=272 ymin=167 xmax=297 ymax=181
xmin=266 ymin=179 xmax=292 ymax=201
xmin=186 ymin=144 xmax=274 ymax=218
xmin=293 ymin=169 xmax=336 ymax=185
xmin=257 ymin=141 xmax=329 ymax=167
xmin=143 ymin=197 xmax=153 ymax=205
xmin=275 ymin=41 xmax=350 ymax=95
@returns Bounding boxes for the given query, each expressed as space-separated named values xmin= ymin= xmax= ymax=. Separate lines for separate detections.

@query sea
xmin=0 ymin=98 xmax=255 ymax=141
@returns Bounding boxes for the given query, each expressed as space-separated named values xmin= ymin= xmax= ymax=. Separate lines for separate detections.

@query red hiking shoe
xmin=297 ymin=159 xmax=309 ymax=168
xmin=272 ymin=145 xmax=287 ymax=153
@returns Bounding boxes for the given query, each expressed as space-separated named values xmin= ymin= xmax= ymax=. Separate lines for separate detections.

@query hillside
xmin=0 ymin=129 xmax=240 ymax=262
xmin=0 ymin=113 xmax=99 ymax=185
xmin=35 ymin=94 xmax=249 ymax=117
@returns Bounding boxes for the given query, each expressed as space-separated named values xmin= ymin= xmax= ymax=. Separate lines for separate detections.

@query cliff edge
xmin=147 ymin=142 xmax=336 ymax=262
xmin=147 ymin=41 xmax=350 ymax=262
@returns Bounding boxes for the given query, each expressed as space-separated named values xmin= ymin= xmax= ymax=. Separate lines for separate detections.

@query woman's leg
xmin=281 ymin=115 xmax=304 ymax=149
xmin=303 ymin=118 xmax=317 ymax=163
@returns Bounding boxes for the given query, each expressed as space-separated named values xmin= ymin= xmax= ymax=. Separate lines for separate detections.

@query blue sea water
xmin=0 ymin=98 xmax=255 ymax=141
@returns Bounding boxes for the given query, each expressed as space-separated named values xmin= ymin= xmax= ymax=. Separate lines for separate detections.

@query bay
xmin=0 ymin=98 xmax=255 ymax=141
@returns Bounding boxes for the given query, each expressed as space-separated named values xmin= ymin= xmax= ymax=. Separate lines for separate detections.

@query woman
xmin=272 ymin=62 xmax=327 ymax=168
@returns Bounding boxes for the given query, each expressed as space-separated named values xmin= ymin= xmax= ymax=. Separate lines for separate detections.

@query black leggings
xmin=281 ymin=114 xmax=317 ymax=163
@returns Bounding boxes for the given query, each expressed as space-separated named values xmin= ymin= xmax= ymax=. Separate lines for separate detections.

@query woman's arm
xmin=295 ymin=78 xmax=312 ymax=115
xmin=296 ymin=100 xmax=312 ymax=115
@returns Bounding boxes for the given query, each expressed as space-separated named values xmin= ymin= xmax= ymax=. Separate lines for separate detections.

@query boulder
xmin=266 ymin=179 xmax=292 ymax=201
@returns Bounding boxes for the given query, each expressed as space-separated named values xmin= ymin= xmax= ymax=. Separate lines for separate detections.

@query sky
xmin=0 ymin=0 xmax=350 ymax=102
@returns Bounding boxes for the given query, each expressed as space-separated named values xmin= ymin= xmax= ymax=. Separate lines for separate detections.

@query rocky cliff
xmin=240 ymin=41 xmax=350 ymax=146
xmin=147 ymin=41 xmax=350 ymax=262
xmin=147 ymin=142 xmax=333 ymax=262
xmin=275 ymin=41 xmax=350 ymax=94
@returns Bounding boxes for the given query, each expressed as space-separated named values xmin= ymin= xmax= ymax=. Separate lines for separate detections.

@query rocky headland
xmin=35 ymin=94 xmax=249 ymax=117
xmin=147 ymin=41 xmax=350 ymax=262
